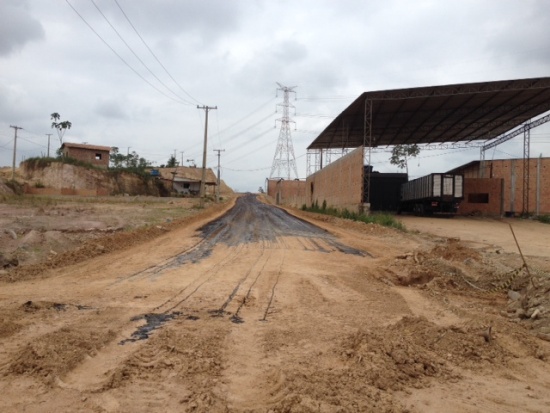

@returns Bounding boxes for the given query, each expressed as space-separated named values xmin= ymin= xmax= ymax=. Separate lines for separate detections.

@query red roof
xmin=62 ymin=142 xmax=111 ymax=152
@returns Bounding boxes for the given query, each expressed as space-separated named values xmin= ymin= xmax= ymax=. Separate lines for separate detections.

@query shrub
xmin=301 ymin=204 xmax=405 ymax=231
xmin=535 ymin=214 xmax=550 ymax=224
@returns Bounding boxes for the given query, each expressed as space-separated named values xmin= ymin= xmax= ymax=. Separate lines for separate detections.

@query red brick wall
xmin=266 ymin=179 xmax=278 ymax=199
xmin=463 ymin=158 xmax=550 ymax=215
xmin=63 ymin=147 xmax=110 ymax=168
xmin=306 ymin=146 xmax=364 ymax=212
xmin=459 ymin=178 xmax=503 ymax=216
xmin=266 ymin=179 xmax=306 ymax=207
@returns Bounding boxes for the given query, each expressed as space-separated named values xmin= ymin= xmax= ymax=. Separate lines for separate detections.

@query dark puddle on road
xmin=230 ymin=314 xmax=244 ymax=324
xmin=208 ymin=309 xmax=229 ymax=318
xmin=119 ymin=312 xmax=199 ymax=345
xmin=208 ymin=308 xmax=245 ymax=324
xmin=21 ymin=301 xmax=95 ymax=312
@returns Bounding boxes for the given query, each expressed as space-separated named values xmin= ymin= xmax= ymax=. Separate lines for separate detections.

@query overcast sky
xmin=1 ymin=0 xmax=550 ymax=192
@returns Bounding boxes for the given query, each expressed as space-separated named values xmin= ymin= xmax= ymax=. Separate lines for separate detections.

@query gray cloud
xmin=94 ymin=98 xmax=129 ymax=120
xmin=1 ymin=0 xmax=549 ymax=190
xmin=0 ymin=0 xmax=44 ymax=57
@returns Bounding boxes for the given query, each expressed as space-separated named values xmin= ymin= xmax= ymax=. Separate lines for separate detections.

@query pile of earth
xmin=383 ymin=237 xmax=550 ymax=340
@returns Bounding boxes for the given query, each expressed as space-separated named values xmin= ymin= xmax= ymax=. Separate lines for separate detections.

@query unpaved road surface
xmin=1 ymin=194 xmax=550 ymax=412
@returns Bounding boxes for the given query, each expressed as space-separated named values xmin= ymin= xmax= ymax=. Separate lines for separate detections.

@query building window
xmin=95 ymin=153 xmax=102 ymax=160
xmin=468 ymin=193 xmax=489 ymax=203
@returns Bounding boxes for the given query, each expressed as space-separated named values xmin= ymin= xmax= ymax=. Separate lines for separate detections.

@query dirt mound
xmin=429 ymin=237 xmax=482 ymax=262
xmin=342 ymin=316 xmax=513 ymax=386
xmin=263 ymin=316 xmax=512 ymax=412
xmin=388 ymin=238 xmax=524 ymax=290
xmin=505 ymin=268 xmax=550 ymax=340
xmin=102 ymin=320 xmax=227 ymax=412
xmin=9 ymin=326 xmax=116 ymax=385
xmin=0 ymin=315 xmax=22 ymax=339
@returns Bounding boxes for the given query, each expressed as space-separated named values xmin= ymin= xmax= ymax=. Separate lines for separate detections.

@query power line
xmin=222 ymin=128 xmax=274 ymax=165
xmin=113 ymin=0 xmax=202 ymax=105
xmin=90 ymin=0 xmax=194 ymax=105
xmin=221 ymin=115 xmax=274 ymax=145
xmin=222 ymin=166 xmax=271 ymax=172
xmin=66 ymin=0 xmax=190 ymax=105
xmin=212 ymin=97 xmax=276 ymax=138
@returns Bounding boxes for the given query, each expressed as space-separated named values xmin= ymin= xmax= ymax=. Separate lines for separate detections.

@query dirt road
xmin=1 ymin=194 xmax=549 ymax=412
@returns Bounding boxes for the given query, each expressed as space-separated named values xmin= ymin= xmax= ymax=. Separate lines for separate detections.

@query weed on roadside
xmin=301 ymin=203 xmax=405 ymax=231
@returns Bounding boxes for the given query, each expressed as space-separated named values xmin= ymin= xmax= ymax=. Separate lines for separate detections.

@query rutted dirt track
xmin=1 ymin=194 xmax=550 ymax=412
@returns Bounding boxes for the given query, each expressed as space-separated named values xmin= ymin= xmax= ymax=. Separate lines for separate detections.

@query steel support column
xmin=363 ymin=98 xmax=373 ymax=206
xmin=522 ymin=127 xmax=530 ymax=214
xmin=479 ymin=147 xmax=486 ymax=178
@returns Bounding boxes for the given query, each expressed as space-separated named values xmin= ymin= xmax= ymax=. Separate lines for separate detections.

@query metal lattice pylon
xmin=270 ymin=83 xmax=299 ymax=179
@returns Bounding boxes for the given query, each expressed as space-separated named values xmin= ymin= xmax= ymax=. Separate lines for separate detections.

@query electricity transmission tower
xmin=270 ymin=83 xmax=299 ymax=179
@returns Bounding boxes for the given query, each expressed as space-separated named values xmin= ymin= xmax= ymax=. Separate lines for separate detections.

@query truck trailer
xmin=398 ymin=173 xmax=464 ymax=215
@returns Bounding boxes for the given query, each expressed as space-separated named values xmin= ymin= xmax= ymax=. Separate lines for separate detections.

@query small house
xmin=156 ymin=166 xmax=217 ymax=196
xmin=61 ymin=142 xmax=111 ymax=168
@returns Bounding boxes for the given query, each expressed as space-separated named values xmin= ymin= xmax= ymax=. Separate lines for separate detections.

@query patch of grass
xmin=1 ymin=194 xmax=58 ymax=207
xmin=24 ymin=156 xmax=101 ymax=171
xmin=301 ymin=202 xmax=405 ymax=231
xmin=535 ymin=214 xmax=550 ymax=224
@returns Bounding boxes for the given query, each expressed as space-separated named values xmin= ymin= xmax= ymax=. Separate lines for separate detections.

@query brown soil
xmin=0 ymin=194 xmax=549 ymax=412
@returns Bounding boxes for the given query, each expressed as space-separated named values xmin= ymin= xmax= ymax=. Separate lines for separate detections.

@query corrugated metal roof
xmin=308 ymin=77 xmax=550 ymax=149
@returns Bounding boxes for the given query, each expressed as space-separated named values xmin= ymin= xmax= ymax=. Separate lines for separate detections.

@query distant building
xmin=156 ymin=166 xmax=217 ymax=196
xmin=61 ymin=142 xmax=111 ymax=168
xmin=447 ymin=157 xmax=550 ymax=216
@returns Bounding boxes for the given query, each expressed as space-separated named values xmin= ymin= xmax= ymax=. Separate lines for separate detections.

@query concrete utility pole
xmin=180 ymin=151 xmax=184 ymax=167
xmin=213 ymin=149 xmax=225 ymax=202
xmin=197 ymin=105 xmax=217 ymax=205
xmin=46 ymin=133 xmax=52 ymax=157
xmin=10 ymin=125 xmax=23 ymax=180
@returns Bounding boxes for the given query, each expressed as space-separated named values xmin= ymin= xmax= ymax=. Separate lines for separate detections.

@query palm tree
xmin=50 ymin=112 xmax=72 ymax=145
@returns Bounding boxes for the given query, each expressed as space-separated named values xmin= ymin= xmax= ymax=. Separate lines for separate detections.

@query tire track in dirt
xmin=13 ymin=194 xmax=375 ymax=406
xmin=210 ymin=248 xmax=269 ymax=319
xmin=219 ymin=248 xmax=291 ymax=410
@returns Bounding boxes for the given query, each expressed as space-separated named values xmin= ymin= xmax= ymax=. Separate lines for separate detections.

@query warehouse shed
xmin=296 ymin=77 xmax=550 ymax=214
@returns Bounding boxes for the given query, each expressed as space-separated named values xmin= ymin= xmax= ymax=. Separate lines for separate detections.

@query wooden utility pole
xmin=46 ymin=133 xmax=52 ymax=157
xmin=197 ymin=105 xmax=217 ymax=205
xmin=10 ymin=125 xmax=23 ymax=180
xmin=213 ymin=149 xmax=225 ymax=202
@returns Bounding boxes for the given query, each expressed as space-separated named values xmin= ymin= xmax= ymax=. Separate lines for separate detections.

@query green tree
xmin=390 ymin=144 xmax=420 ymax=175
xmin=110 ymin=147 xmax=151 ymax=170
xmin=110 ymin=147 xmax=126 ymax=168
xmin=166 ymin=155 xmax=178 ymax=168
xmin=50 ymin=112 xmax=72 ymax=145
